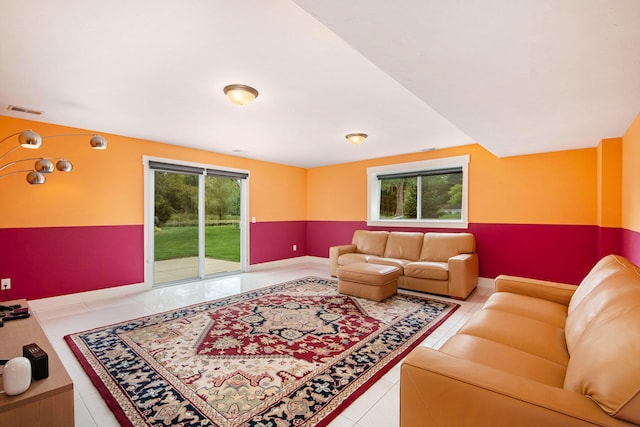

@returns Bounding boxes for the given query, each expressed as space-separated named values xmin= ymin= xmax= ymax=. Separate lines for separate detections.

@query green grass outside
xmin=154 ymin=225 xmax=240 ymax=261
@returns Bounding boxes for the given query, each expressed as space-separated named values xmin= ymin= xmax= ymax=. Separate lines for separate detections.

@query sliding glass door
xmin=153 ymin=169 xmax=200 ymax=284
xmin=203 ymin=174 xmax=242 ymax=276
xmin=148 ymin=160 xmax=247 ymax=287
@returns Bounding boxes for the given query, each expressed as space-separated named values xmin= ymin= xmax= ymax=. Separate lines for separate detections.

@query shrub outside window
xmin=367 ymin=156 xmax=469 ymax=228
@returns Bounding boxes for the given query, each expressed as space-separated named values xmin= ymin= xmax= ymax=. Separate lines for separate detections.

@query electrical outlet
xmin=1 ymin=278 xmax=10 ymax=290
xmin=293 ymin=244 xmax=297 ymax=251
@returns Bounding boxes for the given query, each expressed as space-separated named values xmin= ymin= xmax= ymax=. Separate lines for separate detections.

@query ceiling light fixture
xmin=345 ymin=133 xmax=368 ymax=145
xmin=223 ymin=84 xmax=259 ymax=105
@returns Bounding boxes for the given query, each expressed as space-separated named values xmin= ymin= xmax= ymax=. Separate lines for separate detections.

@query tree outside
xmin=205 ymin=176 xmax=240 ymax=222
xmin=153 ymin=172 xmax=241 ymax=262
xmin=379 ymin=172 xmax=462 ymax=220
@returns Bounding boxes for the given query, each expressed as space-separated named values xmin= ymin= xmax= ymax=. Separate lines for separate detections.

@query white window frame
xmin=366 ymin=155 xmax=469 ymax=229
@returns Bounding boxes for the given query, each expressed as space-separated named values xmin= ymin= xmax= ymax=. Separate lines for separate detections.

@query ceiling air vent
xmin=7 ymin=105 xmax=44 ymax=115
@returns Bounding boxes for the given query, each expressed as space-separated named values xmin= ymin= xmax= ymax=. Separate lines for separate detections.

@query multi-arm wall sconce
xmin=0 ymin=130 xmax=108 ymax=184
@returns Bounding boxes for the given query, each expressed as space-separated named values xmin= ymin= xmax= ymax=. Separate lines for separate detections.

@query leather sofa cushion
xmin=352 ymin=230 xmax=389 ymax=257
xmin=368 ymin=258 xmax=412 ymax=275
xmin=564 ymin=293 xmax=640 ymax=424
xmin=458 ymin=310 xmax=569 ymax=366
xmin=569 ymin=255 xmax=632 ymax=314
xmin=441 ymin=334 xmax=567 ymax=387
xmin=419 ymin=232 xmax=475 ymax=262
xmin=565 ymin=258 xmax=640 ymax=353
xmin=483 ymin=292 xmax=568 ymax=329
xmin=383 ymin=232 xmax=424 ymax=261
xmin=404 ymin=261 xmax=449 ymax=281
xmin=338 ymin=253 xmax=381 ymax=266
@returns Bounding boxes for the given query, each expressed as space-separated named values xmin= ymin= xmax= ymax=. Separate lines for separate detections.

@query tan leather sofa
xmin=400 ymin=254 xmax=640 ymax=427
xmin=329 ymin=230 xmax=478 ymax=299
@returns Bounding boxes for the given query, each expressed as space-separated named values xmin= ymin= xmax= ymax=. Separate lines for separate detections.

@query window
xmin=367 ymin=155 xmax=469 ymax=228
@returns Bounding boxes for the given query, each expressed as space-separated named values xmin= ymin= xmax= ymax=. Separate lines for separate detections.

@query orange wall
xmin=0 ymin=116 xmax=306 ymax=228
xmin=622 ymin=113 xmax=640 ymax=232
xmin=3 ymin=115 xmax=626 ymax=230
xmin=308 ymin=143 xmax=598 ymax=226
xmin=597 ymin=138 xmax=622 ymax=228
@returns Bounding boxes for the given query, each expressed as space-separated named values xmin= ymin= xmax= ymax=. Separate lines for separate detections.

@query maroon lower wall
xmin=1 ymin=221 xmax=637 ymax=301
xmin=307 ymin=221 xmax=623 ymax=285
xmin=468 ymin=223 xmax=599 ymax=284
xmin=622 ymin=228 xmax=640 ymax=267
xmin=0 ymin=222 xmax=309 ymax=301
xmin=250 ymin=221 xmax=307 ymax=264
xmin=0 ymin=225 xmax=144 ymax=301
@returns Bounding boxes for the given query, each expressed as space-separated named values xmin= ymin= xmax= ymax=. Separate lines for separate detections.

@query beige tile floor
xmin=28 ymin=260 xmax=493 ymax=427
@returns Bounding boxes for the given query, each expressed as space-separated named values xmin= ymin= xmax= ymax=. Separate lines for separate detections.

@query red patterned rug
xmin=65 ymin=276 xmax=459 ymax=426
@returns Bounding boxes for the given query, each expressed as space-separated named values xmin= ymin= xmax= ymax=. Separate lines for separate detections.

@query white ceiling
xmin=1 ymin=0 xmax=639 ymax=168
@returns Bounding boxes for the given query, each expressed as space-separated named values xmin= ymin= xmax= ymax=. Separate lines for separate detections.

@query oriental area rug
xmin=65 ymin=276 xmax=459 ymax=427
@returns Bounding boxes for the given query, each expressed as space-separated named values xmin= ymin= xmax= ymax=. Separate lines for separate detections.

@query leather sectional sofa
xmin=329 ymin=230 xmax=479 ymax=299
xmin=400 ymin=254 xmax=640 ymax=426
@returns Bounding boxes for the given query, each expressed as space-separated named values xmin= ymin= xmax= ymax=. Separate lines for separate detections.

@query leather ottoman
xmin=337 ymin=262 xmax=401 ymax=301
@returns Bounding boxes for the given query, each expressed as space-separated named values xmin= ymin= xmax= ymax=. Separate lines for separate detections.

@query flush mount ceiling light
xmin=223 ymin=84 xmax=259 ymax=105
xmin=345 ymin=133 xmax=368 ymax=145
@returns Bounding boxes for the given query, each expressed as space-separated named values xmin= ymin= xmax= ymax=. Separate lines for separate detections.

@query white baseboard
xmin=477 ymin=277 xmax=494 ymax=288
xmin=28 ymin=282 xmax=147 ymax=311
xmin=248 ymin=256 xmax=328 ymax=271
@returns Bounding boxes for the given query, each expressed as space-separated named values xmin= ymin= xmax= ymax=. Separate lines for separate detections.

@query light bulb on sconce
xmin=18 ymin=130 xmax=42 ymax=149
xmin=89 ymin=135 xmax=107 ymax=149
xmin=56 ymin=159 xmax=73 ymax=172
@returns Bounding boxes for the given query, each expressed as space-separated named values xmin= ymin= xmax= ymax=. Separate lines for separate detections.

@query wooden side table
xmin=0 ymin=299 xmax=74 ymax=427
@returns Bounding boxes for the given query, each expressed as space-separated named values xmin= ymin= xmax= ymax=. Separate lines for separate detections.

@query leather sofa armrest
xmin=329 ymin=244 xmax=356 ymax=276
xmin=447 ymin=253 xmax=479 ymax=299
xmin=400 ymin=347 xmax=626 ymax=427
xmin=495 ymin=275 xmax=576 ymax=306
